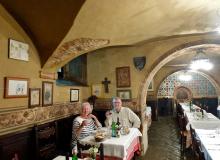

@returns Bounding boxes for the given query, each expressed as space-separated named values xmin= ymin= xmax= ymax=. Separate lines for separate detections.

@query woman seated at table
xmin=71 ymin=102 xmax=102 ymax=152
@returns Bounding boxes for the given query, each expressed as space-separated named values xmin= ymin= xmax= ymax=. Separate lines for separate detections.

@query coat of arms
xmin=133 ymin=56 xmax=146 ymax=71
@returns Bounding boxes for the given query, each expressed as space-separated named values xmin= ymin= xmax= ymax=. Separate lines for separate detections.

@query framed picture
xmin=70 ymin=89 xmax=79 ymax=102
xmin=92 ymin=84 xmax=102 ymax=97
xmin=148 ymin=81 xmax=154 ymax=91
xmin=29 ymin=88 xmax=41 ymax=107
xmin=8 ymin=39 xmax=29 ymax=61
xmin=116 ymin=66 xmax=131 ymax=88
xmin=42 ymin=81 xmax=53 ymax=106
xmin=117 ymin=90 xmax=132 ymax=100
xmin=4 ymin=77 xmax=29 ymax=98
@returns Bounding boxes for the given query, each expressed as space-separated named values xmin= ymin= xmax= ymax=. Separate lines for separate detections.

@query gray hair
xmin=80 ymin=102 xmax=92 ymax=113
xmin=112 ymin=97 xmax=122 ymax=103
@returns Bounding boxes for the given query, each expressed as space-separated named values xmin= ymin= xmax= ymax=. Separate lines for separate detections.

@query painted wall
xmin=87 ymin=37 xmax=220 ymax=101
xmin=0 ymin=6 xmax=90 ymax=112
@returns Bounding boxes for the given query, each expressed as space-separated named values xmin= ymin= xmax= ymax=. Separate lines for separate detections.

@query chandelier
xmin=189 ymin=48 xmax=213 ymax=70
xmin=178 ymin=71 xmax=192 ymax=81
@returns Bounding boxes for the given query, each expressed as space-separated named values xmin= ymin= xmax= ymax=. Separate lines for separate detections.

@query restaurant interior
xmin=0 ymin=1 xmax=220 ymax=160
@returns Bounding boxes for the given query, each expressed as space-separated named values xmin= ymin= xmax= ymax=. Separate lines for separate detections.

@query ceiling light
xmin=189 ymin=49 xmax=213 ymax=71
xmin=178 ymin=72 xmax=192 ymax=81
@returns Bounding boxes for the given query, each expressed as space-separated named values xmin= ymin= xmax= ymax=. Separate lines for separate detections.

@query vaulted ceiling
xmin=1 ymin=0 xmax=220 ymax=69
xmin=0 ymin=0 xmax=86 ymax=66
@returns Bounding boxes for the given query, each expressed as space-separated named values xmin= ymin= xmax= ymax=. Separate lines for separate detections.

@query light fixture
xmin=178 ymin=71 xmax=192 ymax=81
xmin=189 ymin=48 xmax=213 ymax=71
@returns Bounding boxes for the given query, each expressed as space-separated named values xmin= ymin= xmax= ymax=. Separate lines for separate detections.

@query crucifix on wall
xmin=102 ymin=77 xmax=111 ymax=93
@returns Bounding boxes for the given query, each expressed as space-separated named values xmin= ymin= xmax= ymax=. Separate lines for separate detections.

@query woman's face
xmin=81 ymin=104 xmax=91 ymax=117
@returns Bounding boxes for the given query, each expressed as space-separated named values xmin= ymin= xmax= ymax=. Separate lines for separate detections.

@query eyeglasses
xmin=113 ymin=101 xmax=121 ymax=103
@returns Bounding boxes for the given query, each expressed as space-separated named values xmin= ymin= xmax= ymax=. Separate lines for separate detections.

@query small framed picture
xmin=42 ymin=81 xmax=53 ymax=106
xmin=8 ymin=39 xmax=29 ymax=61
xmin=4 ymin=77 xmax=29 ymax=98
xmin=117 ymin=90 xmax=132 ymax=100
xmin=29 ymin=88 xmax=41 ymax=107
xmin=92 ymin=84 xmax=102 ymax=97
xmin=70 ymin=89 xmax=79 ymax=102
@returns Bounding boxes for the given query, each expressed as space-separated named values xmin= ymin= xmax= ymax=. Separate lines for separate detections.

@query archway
xmin=137 ymin=39 xmax=220 ymax=123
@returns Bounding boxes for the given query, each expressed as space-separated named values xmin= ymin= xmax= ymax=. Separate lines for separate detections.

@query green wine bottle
xmin=72 ymin=154 xmax=78 ymax=160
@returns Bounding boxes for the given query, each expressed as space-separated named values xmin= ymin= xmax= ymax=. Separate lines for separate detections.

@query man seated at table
xmin=105 ymin=97 xmax=141 ymax=128
xmin=71 ymin=102 xmax=102 ymax=153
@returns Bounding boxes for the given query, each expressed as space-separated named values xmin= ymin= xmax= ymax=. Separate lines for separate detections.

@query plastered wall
xmin=0 ymin=6 xmax=90 ymax=112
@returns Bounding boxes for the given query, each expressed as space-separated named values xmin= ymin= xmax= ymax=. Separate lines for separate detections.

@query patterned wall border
xmin=0 ymin=102 xmax=81 ymax=136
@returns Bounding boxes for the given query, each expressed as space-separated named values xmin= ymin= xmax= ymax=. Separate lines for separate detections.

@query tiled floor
xmin=139 ymin=116 xmax=191 ymax=160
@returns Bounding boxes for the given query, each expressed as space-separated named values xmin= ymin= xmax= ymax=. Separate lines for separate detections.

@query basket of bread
xmin=95 ymin=131 xmax=106 ymax=142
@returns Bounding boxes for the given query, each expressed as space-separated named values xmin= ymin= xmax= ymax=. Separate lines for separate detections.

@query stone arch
xmin=137 ymin=39 xmax=220 ymax=122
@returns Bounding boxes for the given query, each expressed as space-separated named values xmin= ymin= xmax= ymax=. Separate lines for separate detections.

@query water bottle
xmin=111 ymin=121 xmax=116 ymax=137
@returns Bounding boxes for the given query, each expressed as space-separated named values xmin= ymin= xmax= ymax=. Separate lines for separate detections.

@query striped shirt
xmin=71 ymin=116 xmax=101 ymax=149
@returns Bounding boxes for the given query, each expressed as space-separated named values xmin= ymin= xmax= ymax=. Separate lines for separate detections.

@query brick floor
xmin=139 ymin=116 xmax=192 ymax=160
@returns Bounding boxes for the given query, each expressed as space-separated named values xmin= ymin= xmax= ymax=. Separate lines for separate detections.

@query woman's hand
xmin=81 ymin=120 xmax=89 ymax=127
xmin=87 ymin=114 xmax=96 ymax=119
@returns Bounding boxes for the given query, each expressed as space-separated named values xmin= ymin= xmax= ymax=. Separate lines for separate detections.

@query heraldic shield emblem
xmin=133 ymin=56 xmax=146 ymax=70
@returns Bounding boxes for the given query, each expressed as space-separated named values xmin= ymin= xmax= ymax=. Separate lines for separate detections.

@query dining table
xmin=195 ymin=129 xmax=220 ymax=160
xmin=79 ymin=127 xmax=142 ymax=160
xmin=180 ymin=103 xmax=220 ymax=159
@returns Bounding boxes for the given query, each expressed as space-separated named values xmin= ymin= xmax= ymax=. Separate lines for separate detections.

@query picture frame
xmin=8 ymin=39 xmax=29 ymax=61
xmin=42 ymin=81 xmax=53 ymax=106
xmin=117 ymin=90 xmax=132 ymax=100
xmin=92 ymin=84 xmax=102 ymax=97
xmin=4 ymin=77 xmax=29 ymax=98
xmin=116 ymin=66 xmax=131 ymax=88
xmin=70 ymin=89 xmax=79 ymax=102
xmin=29 ymin=88 xmax=41 ymax=107
xmin=148 ymin=81 xmax=154 ymax=91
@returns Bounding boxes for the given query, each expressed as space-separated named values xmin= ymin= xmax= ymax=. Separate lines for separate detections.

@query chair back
xmin=198 ymin=145 xmax=205 ymax=160
xmin=178 ymin=114 xmax=186 ymax=132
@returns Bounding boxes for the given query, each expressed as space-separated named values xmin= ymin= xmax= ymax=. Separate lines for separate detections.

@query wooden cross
xmin=102 ymin=77 xmax=111 ymax=93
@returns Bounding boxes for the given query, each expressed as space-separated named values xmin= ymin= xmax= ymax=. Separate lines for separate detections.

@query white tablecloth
xmin=180 ymin=103 xmax=220 ymax=130
xmin=79 ymin=128 xmax=142 ymax=159
xmin=195 ymin=129 xmax=220 ymax=160
xmin=185 ymin=112 xmax=220 ymax=130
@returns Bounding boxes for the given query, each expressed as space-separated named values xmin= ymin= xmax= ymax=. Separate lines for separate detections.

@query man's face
xmin=113 ymin=99 xmax=122 ymax=112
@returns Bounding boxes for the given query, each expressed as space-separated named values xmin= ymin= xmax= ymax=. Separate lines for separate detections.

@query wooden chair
xmin=198 ymin=145 xmax=205 ymax=160
xmin=190 ymin=124 xmax=204 ymax=159
xmin=35 ymin=121 xmax=58 ymax=160
xmin=178 ymin=114 xmax=188 ymax=153
xmin=176 ymin=103 xmax=184 ymax=127
xmin=77 ymin=141 xmax=104 ymax=160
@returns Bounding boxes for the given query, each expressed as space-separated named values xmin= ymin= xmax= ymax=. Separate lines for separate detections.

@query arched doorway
xmin=138 ymin=40 xmax=220 ymax=124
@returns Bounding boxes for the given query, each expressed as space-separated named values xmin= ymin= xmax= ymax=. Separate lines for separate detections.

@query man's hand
xmin=105 ymin=110 xmax=112 ymax=118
